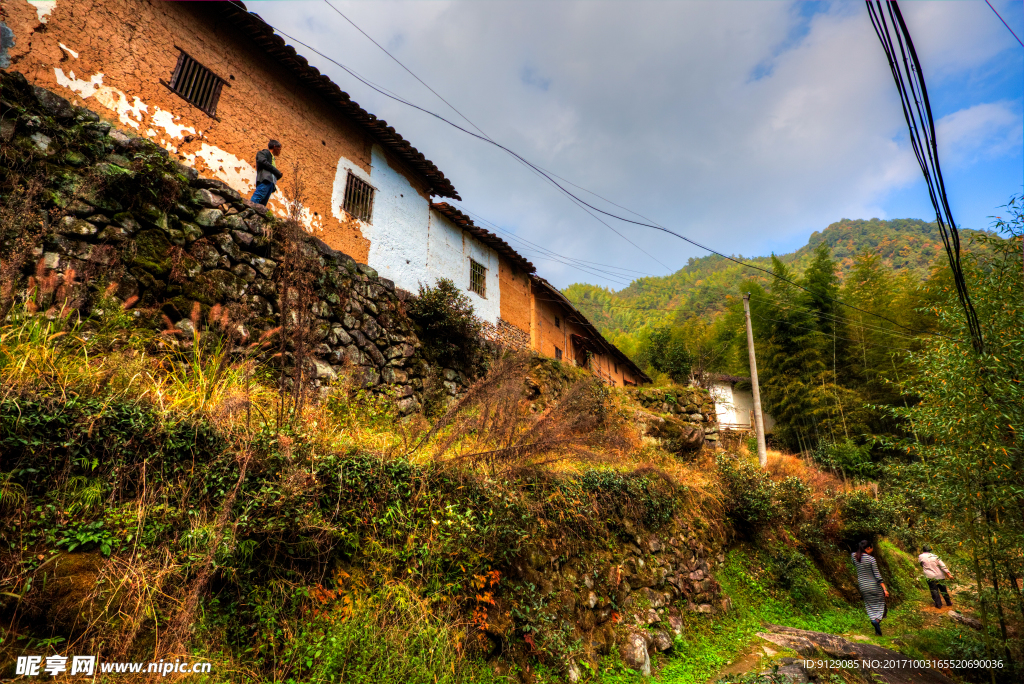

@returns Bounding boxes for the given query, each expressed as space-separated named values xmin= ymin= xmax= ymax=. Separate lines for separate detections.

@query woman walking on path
xmin=851 ymin=540 xmax=889 ymax=635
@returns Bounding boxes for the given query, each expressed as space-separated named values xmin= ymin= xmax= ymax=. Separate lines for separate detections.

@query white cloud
xmin=255 ymin=1 xmax=1022 ymax=287
xmin=937 ymin=101 xmax=1023 ymax=166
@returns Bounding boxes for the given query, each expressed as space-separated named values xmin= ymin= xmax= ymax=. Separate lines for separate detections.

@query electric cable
xmin=229 ymin=0 xmax=955 ymax=342
xmin=866 ymin=1 xmax=985 ymax=353
xmin=453 ymin=205 xmax=664 ymax=277
xmin=322 ymin=0 xmax=674 ymax=272
xmin=747 ymin=292 xmax=927 ymax=342
xmin=749 ymin=313 xmax=915 ymax=354
xmin=984 ymin=0 xmax=1024 ymax=47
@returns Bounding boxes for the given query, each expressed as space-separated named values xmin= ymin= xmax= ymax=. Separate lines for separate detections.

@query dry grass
xmin=0 ymin=301 xmax=418 ymax=461
xmin=765 ymin=450 xmax=871 ymax=499
xmin=410 ymin=352 xmax=635 ymax=474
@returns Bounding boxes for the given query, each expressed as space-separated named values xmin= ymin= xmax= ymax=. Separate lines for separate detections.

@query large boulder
xmin=33 ymin=86 xmax=76 ymax=120
xmin=619 ymin=631 xmax=651 ymax=676
xmin=645 ymin=414 xmax=705 ymax=453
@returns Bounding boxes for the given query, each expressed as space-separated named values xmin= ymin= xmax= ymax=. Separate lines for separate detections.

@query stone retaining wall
xmin=629 ymin=386 xmax=721 ymax=451
xmin=1 ymin=71 xmax=430 ymax=412
xmin=481 ymin=317 xmax=531 ymax=351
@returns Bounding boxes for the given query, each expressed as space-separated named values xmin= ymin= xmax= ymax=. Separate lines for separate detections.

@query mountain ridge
xmin=563 ymin=217 xmax=984 ymax=343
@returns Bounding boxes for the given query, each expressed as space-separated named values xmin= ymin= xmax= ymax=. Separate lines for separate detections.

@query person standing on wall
xmin=918 ymin=544 xmax=954 ymax=609
xmin=852 ymin=540 xmax=889 ymax=636
xmin=251 ymin=139 xmax=283 ymax=207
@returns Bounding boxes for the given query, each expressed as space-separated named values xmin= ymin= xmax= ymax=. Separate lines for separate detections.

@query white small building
xmin=709 ymin=374 xmax=776 ymax=433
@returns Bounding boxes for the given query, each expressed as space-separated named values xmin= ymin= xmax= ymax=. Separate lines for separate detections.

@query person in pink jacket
xmin=918 ymin=544 xmax=953 ymax=608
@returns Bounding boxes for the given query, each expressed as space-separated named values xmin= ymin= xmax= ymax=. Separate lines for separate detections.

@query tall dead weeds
xmin=413 ymin=352 xmax=632 ymax=474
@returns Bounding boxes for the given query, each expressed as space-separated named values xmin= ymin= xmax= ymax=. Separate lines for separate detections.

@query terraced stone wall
xmin=1 ymin=71 xmax=433 ymax=412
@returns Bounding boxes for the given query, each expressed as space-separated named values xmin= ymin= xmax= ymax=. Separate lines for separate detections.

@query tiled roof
xmin=531 ymin=276 xmax=651 ymax=384
xmin=211 ymin=2 xmax=460 ymax=200
xmin=430 ymin=202 xmax=535 ymax=273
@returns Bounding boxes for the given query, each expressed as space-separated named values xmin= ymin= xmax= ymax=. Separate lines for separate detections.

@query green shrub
xmin=408 ymin=278 xmax=483 ymax=371
xmin=276 ymin=584 xmax=501 ymax=684
xmin=717 ymin=454 xmax=809 ymax=532
xmin=814 ymin=440 xmax=877 ymax=480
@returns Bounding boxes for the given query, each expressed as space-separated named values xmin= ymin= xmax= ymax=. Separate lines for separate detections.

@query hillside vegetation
xmin=564 ymin=217 xmax=988 ymax=354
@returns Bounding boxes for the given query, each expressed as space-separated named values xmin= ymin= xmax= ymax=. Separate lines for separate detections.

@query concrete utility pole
xmin=742 ymin=293 xmax=768 ymax=468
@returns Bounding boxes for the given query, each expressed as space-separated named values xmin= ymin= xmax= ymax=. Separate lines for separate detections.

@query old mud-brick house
xmin=1 ymin=0 xmax=648 ymax=387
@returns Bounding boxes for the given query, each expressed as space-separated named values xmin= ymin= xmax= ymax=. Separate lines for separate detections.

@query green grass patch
xmin=594 ymin=546 xmax=866 ymax=684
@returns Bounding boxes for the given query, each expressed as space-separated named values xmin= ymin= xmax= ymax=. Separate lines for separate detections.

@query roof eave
xmin=214 ymin=2 xmax=460 ymax=200
xmin=531 ymin=276 xmax=650 ymax=383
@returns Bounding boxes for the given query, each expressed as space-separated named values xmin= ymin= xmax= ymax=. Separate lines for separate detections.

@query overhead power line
xmin=321 ymin=0 xmax=672 ymax=272
xmin=984 ymin=0 xmax=1024 ymax=47
xmin=866 ymin=1 xmax=985 ymax=354
xmin=230 ymin=0 xmax=953 ymax=342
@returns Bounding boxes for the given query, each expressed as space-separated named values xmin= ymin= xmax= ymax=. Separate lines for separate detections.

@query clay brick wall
xmin=530 ymin=281 xmax=643 ymax=387
xmin=1 ymin=0 xmax=433 ymax=263
xmin=497 ymin=256 xmax=531 ymax=335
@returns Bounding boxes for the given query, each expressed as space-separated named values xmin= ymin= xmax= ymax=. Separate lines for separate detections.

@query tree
xmin=883 ymin=199 xmax=1024 ymax=674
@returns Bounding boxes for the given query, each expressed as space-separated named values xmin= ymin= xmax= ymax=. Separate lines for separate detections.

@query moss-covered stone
xmin=131 ymin=230 xmax=173 ymax=277
xmin=183 ymin=268 xmax=247 ymax=304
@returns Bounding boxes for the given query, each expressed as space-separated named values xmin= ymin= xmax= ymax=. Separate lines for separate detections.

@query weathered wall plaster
xmin=427 ymin=208 xmax=500 ymax=325
xmin=29 ymin=1 xmax=55 ymax=24
xmin=5 ymin=0 xmax=418 ymax=243
xmin=498 ymin=260 xmax=531 ymax=334
xmin=360 ymin=144 xmax=432 ymax=293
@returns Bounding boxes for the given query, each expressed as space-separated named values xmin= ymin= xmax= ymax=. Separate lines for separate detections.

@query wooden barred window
xmin=554 ymin=347 xmax=563 ymax=361
xmin=343 ymin=172 xmax=375 ymax=223
xmin=166 ymin=50 xmax=226 ymax=117
xmin=469 ymin=258 xmax=486 ymax=297
xmin=554 ymin=315 xmax=561 ymax=329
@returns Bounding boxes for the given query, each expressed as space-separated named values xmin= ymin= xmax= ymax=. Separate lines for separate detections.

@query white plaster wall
xmin=426 ymin=209 xmax=501 ymax=325
xmin=711 ymin=382 xmax=742 ymax=425
xmin=711 ymin=381 xmax=775 ymax=431
xmin=342 ymin=145 xmax=431 ymax=292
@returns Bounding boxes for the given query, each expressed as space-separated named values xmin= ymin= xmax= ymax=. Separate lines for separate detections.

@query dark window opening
xmin=614 ymin=363 xmax=618 ymax=373
xmin=555 ymin=347 xmax=563 ymax=361
xmin=343 ymin=172 xmax=375 ymax=223
xmin=167 ymin=50 xmax=226 ymax=117
xmin=469 ymin=258 xmax=486 ymax=297
xmin=554 ymin=315 xmax=561 ymax=329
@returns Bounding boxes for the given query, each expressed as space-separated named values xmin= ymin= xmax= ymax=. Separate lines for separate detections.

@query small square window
xmin=343 ymin=172 xmax=375 ymax=223
xmin=166 ymin=49 xmax=226 ymax=117
xmin=554 ymin=315 xmax=561 ymax=329
xmin=469 ymin=258 xmax=486 ymax=297
xmin=554 ymin=346 xmax=562 ymax=361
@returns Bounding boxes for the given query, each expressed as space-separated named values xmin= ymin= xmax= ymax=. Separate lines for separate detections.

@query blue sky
xmin=251 ymin=0 xmax=1023 ymax=288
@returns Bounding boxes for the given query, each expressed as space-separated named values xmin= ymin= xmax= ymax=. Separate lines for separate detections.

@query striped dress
xmin=851 ymin=552 xmax=886 ymax=621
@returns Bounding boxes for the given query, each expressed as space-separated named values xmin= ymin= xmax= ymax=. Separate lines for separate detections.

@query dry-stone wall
xmin=629 ymin=386 xmax=720 ymax=453
xmin=504 ymin=522 xmax=728 ymax=677
xmin=1 ymin=71 xmax=429 ymax=412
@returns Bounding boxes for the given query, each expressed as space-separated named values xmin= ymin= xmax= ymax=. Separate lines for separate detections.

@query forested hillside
xmin=564 ymin=217 xmax=985 ymax=357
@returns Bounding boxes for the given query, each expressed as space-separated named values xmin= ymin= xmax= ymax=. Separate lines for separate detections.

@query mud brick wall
xmin=1 ymin=71 xmax=430 ymax=413
xmin=0 ymin=0 xmax=444 ymax=262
